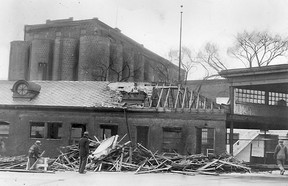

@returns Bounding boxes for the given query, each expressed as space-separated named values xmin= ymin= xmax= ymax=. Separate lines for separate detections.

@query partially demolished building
xmin=0 ymin=80 xmax=227 ymax=157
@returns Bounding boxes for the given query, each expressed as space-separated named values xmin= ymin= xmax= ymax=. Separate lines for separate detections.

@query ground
xmin=0 ymin=170 xmax=288 ymax=186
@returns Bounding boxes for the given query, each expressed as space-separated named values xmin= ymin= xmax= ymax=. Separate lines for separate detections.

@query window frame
xmin=29 ymin=121 xmax=63 ymax=140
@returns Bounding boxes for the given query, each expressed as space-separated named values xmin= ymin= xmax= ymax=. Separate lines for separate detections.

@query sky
xmin=1 ymin=0 xmax=288 ymax=80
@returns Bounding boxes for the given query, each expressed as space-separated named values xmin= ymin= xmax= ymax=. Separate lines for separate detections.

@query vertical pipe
xmin=178 ymin=5 xmax=183 ymax=83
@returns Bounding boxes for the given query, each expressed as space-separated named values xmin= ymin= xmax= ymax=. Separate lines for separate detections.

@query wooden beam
xmin=156 ymin=86 xmax=164 ymax=108
xmin=174 ymin=85 xmax=181 ymax=109
xmin=164 ymin=85 xmax=171 ymax=108
xmin=181 ymin=87 xmax=187 ymax=109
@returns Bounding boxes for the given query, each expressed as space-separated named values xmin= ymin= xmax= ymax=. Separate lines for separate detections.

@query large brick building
xmin=9 ymin=17 xmax=183 ymax=82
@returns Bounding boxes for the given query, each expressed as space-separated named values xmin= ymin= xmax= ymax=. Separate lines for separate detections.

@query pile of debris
xmin=49 ymin=135 xmax=251 ymax=175
xmin=0 ymin=155 xmax=27 ymax=169
xmin=0 ymin=135 xmax=250 ymax=175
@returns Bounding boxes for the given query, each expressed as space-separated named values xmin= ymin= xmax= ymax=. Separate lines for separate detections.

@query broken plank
xmin=135 ymin=165 xmax=172 ymax=174
xmin=218 ymin=160 xmax=251 ymax=172
xmin=171 ymin=170 xmax=195 ymax=176
xmin=197 ymin=159 xmax=218 ymax=171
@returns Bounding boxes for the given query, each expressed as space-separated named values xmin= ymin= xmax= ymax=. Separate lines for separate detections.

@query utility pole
xmin=178 ymin=5 xmax=183 ymax=84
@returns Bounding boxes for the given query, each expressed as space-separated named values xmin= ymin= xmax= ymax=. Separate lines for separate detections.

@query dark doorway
xmin=136 ymin=126 xmax=149 ymax=148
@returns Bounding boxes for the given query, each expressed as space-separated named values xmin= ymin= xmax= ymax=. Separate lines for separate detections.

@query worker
xmin=78 ymin=131 xmax=90 ymax=174
xmin=26 ymin=140 xmax=42 ymax=170
xmin=273 ymin=139 xmax=288 ymax=175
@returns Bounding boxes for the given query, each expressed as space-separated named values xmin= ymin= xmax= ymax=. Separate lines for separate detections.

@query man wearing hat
xmin=274 ymin=139 xmax=288 ymax=175
xmin=26 ymin=140 xmax=42 ymax=170
xmin=78 ymin=131 xmax=90 ymax=173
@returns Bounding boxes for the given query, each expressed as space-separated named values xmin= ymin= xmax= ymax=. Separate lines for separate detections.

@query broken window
xmin=47 ymin=122 xmax=63 ymax=139
xmin=100 ymin=124 xmax=118 ymax=140
xmin=30 ymin=122 xmax=45 ymax=138
xmin=70 ymin=123 xmax=86 ymax=145
xmin=162 ymin=127 xmax=182 ymax=153
xmin=0 ymin=121 xmax=9 ymax=138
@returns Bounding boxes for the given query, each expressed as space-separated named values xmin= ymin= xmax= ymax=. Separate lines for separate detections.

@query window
xmin=100 ymin=124 xmax=118 ymax=140
xmin=38 ymin=63 xmax=48 ymax=80
xmin=47 ymin=122 xmax=63 ymax=139
xmin=162 ymin=127 xmax=182 ymax=153
xmin=235 ymin=88 xmax=265 ymax=104
xmin=30 ymin=122 xmax=45 ymax=138
xmin=269 ymin=92 xmax=288 ymax=106
xmin=30 ymin=122 xmax=63 ymax=139
xmin=202 ymin=128 xmax=208 ymax=144
xmin=0 ymin=122 xmax=9 ymax=138
xmin=70 ymin=123 xmax=86 ymax=145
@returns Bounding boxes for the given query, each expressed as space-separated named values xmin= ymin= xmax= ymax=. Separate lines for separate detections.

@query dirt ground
xmin=0 ymin=170 xmax=288 ymax=186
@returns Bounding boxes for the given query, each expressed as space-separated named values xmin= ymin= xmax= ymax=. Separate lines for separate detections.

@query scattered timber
xmin=0 ymin=135 xmax=251 ymax=175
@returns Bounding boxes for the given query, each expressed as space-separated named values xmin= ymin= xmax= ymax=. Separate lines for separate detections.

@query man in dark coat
xmin=78 ymin=131 xmax=90 ymax=173
xmin=274 ymin=139 xmax=288 ymax=175
xmin=26 ymin=140 xmax=41 ymax=170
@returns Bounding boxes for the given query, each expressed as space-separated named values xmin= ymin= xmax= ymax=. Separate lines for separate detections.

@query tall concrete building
xmin=9 ymin=17 xmax=184 ymax=83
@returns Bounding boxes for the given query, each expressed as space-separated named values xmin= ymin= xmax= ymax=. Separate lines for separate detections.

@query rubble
xmin=0 ymin=135 xmax=251 ymax=175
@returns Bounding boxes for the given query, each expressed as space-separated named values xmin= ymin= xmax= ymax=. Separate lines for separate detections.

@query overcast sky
xmin=1 ymin=0 xmax=288 ymax=80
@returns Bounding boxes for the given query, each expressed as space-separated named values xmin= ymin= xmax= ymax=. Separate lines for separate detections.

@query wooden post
xmin=156 ymin=86 xmax=164 ymax=108
xmin=229 ymin=122 xmax=234 ymax=156
xmin=250 ymin=142 xmax=253 ymax=163
xmin=188 ymin=91 xmax=194 ymax=109
xmin=181 ymin=87 xmax=187 ymax=109
xmin=174 ymin=84 xmax=181 ymax=108
xmin=164 ymin=85 xmax=171 ymax=108
xmin=195 ymin=93 xmax=200 ymax=109
xmin=124 ymin=109 xmax=131 ymax=142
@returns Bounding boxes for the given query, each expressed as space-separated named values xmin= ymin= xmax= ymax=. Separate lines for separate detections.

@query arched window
xmin=0 ymin=121 xmax=9 ymax=138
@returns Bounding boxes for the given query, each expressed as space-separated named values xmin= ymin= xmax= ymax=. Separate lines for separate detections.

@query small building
xmin=0 ymin=80 xmax=227 ymax=157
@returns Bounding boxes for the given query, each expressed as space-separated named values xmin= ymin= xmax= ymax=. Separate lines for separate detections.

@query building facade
xmin=9 ymin=18 xmax=184 ymax=83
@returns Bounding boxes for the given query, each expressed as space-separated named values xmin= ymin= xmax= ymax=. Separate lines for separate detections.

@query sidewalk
xmin=221 ymin=170 xmax=288 ymax=180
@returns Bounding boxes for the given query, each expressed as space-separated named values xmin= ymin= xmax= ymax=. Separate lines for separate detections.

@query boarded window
xmin=30 ymin=122 xmax=45 ymax=138
xmin=47 ymin=122 xmax=63 ymax=139
xmin=162 ymin=127 xmax=182 ymax=153
xmin=0 ymin=122 xmax=9 ymax=138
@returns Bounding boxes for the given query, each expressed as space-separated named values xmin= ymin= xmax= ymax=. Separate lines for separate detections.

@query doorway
xmin=196 ymin=127 xmax=215 ymax=155
xmin=136 ymin=126 xmax=149 ymax=148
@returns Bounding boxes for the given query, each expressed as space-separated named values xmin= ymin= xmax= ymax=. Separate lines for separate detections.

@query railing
xmin=232 ymin=130 xmax=260 ymax=156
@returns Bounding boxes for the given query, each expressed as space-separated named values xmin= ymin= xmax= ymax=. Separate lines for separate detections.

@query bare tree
xmin=168 ymin=46 xmax=197 ymax=83
xmin=197 ymin=42 xmax=227 ymax=79
xmin=227 ymin=31 xmax=288 ymax=68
